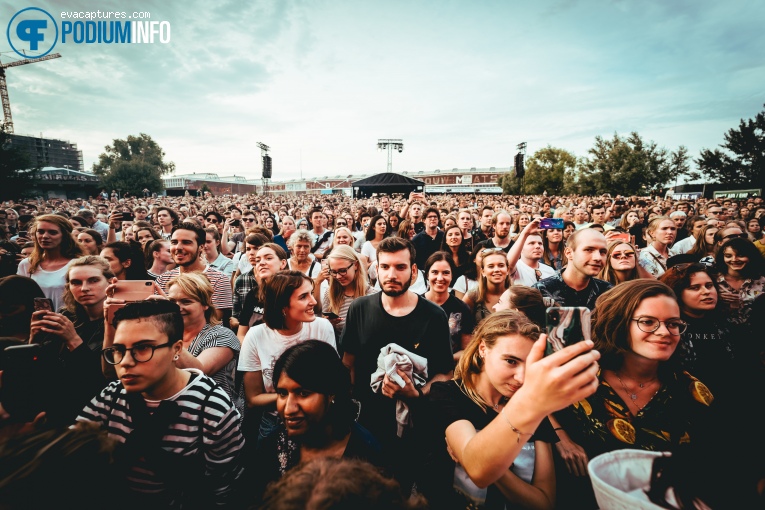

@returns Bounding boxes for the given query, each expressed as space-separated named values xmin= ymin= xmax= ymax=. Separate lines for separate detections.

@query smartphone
xmin=324 ymin=311 xmax=339 ymax=320
xmin=120 ymin=212 xmax=134 ymax=222
xmin=107 ymin=280 xmax=158 ymax=323
xmin=18 ymin=231 xmax=28 ymax=238
xmin=540 ymin=218 xmax=565 ymax=230
xmin=33 ymin=297 xmax=54 ymax=312
xmin=545 ymin=306 xmax=591 ymax=356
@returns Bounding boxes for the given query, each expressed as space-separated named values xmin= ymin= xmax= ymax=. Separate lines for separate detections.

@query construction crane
xmin=0 ymin=52 xmax=62 ymax=133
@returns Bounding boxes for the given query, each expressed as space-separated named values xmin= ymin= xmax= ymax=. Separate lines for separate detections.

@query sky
xmin=3 ymin=0 xmax=764 ymax=183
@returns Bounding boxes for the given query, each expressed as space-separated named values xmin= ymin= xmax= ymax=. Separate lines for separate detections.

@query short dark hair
xmin=262 ymin=270 xmax=313 ymax=330
xmin=113 ymin=300 xmax=184 ymax=341
xmin=245 ymin=233 xmax=271 ymax=249
xmin=423 ymin=251 xmax=457 ymax=278
xmin=377 ymin=236 xmax=416 ymax=267
xmin=173 ymin=223 xmax=206 ymax=247
xmin=205 ymin=211 xmax=223 ymax=222
xmin=156 ymin=207 xmax=179 ymax=225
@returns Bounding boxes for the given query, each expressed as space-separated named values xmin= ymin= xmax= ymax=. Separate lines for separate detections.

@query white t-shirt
xmin=16 ymin=258 xmax=73 ymax=311
xmin=670 ymin=235 xmax=696 ymax=256
xmin=511 ymin=260 xmax=556 ymax=287
xmin=361 ymin=241 xmax=377 ymax=263
xmin=453 ymin=275 xmax=478 ymax=296
xmin=287 ymin=258 xmax=322 ymax=279
xmin=238 ymin=318 xmax=336 ymax=393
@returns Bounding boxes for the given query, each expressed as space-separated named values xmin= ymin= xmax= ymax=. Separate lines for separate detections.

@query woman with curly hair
xmin=17 ymin=214 xmax=82 ymax=310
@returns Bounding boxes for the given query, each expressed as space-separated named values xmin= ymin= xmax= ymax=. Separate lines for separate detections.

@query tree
xmin=498 ymin=172 xmax=522 ymax=194
xmin=697 ymin=104 xmax=765 ymax=188
xmin=0 ymin=127 xmax=39 ymax=200
xmin=578 ymin=132 xmax=692 ymax=196
xmin=522 ymin=146 xmax=577 ymax=195
xmin=93 ymin=133 xmax=175 ymax=196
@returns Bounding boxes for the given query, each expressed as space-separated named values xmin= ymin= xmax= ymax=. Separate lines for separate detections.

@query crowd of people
xmin=0 ymin=189 xmax=764 ymax=508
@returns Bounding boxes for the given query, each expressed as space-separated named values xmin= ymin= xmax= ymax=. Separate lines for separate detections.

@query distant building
xmin=162 ymin=167 xmax=509 ymax=196
xmin=10 ymin=134 xmax=84 ymax=172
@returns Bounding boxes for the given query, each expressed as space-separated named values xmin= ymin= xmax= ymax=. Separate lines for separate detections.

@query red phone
xmin=107 ymin=280 xmax=160 ymax=323
xmin=610 ymin=232 xmax=631 ymax=243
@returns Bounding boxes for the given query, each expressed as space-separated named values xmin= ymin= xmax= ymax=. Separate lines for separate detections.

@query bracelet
xmin=501 ymin=409 xmax=532 ymax=443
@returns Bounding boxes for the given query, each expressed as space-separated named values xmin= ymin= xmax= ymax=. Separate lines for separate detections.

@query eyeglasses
xmin=481 ymin=247 xmax=505 ymax=255
xmin=611 ymin=251 xmax=635 ymax=259
xmin=722 ymin=233 xmax=748 ymax=241
xmin=426 ymin=215 xmax=439 ymax=220
xmin=206 ymin=218 xmax=219 ymax=223
xmin=631 ymin=317 xmax=687 ymax=335
xmin=242 ymin=218 xmax=256 ymax=223
xmin=329 ymin=264 xmax=354 ymax=277
xmin=336 ymin=222 xmax=347 ymax=226
xmin=102 ymin=341 xmax=174 ymax=365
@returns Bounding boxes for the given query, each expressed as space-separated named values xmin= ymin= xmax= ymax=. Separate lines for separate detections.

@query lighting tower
xmin=377 ymin=139 xmax=404 ymax=173
xmin=0 ymin=52 xmax=62 ymax=133
xmin=515 ymin=142 xmax=527 ymax=194
xmin=257 ymin=142 xmax=271 ymax=195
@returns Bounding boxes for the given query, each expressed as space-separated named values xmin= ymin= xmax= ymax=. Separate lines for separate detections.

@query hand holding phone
xmin=540 ymin=218 xmax=564 ymax=230
xmin=545 ymin=306 xmax=591 ymax=356
xmin=33 ymin=298 xmax=53 ymax=313
xmin=324 ymin=311 xmax=340 ymax=320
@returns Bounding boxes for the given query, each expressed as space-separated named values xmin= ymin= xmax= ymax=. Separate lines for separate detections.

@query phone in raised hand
xmin=545 ymin=306 xmax=591 ymax=356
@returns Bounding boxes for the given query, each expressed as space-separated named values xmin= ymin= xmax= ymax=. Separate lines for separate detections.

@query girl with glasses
xmin=239 ymin=271 xmax=336 ymax=442
xmin=314 ymin=245 xmax=374 ymax=341
xmin=551 ymin=280 xmax=716 ymax=508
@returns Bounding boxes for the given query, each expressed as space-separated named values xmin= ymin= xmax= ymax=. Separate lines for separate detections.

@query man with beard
xmin=155 ymin=223 xmax=233 ymax=325
xmin=340 ymin=236 xmax=452 ymax=490
xmin=533 ymin=228 xmax=612 ymax=310
xmin=474 ymin=211 xmax=513 ymax=254
xmin=506 ymin=219 xmax=556 ymax=286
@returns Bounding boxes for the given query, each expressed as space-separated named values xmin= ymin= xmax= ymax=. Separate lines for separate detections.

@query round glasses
xmin=102 ymin=342 xmax=174 ymax=365
xmin=631 ymin=317 xmax=687 ymax=335
xmin=329 ymin=264 xmax=354 ymax=277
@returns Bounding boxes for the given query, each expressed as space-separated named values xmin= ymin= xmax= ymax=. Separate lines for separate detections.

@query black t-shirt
xmin=474 ymin=238 xmax=512 ymax=254
xmin=420 ymin=381 xmax=557 ymax=510
xmin=340 ymin=292 xmax=453 ymax=441
xmin=439 ymin=294 xmax=476 ymax=354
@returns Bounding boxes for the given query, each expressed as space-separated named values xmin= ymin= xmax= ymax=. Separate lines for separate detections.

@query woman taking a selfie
xmin=238 ymin=270 xmax=336 ymax=441
xmin=420 ymin=310 xmax=599 ymax=510
xmin=166 ymin=272 xmax=241 ymax=404
xmin=17 ymin=214 xmax=82 ymax=311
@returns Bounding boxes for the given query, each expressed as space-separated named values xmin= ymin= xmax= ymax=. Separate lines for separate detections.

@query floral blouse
xmin=557 ymin=369 xmax=715 ymax=459
xmin=716 ymin=274 xmax=765 ymax=325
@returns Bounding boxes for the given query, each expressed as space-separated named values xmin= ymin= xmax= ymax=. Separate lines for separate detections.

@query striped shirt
xmin=75 ymin=369 xmax=244 ymax=507
xmin=156 ymin=266 xmax=233 ymax=310
xmin=188 ymin=324 xmax=240 ymax=406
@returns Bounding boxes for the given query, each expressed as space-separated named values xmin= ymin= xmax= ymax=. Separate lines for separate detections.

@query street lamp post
xmin=377 ymin=139 xmax=404 ymax=173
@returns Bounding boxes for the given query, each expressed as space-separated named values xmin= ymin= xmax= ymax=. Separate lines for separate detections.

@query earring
xmin=330 ymin=398 xmax=335 ymax=404
xmin=173 ymin=354 xmax=179 ymax=361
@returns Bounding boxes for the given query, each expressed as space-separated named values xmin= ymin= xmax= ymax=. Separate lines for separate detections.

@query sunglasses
xmin=722 ymin=233 xmax=748 ymax=241
xmin=611 ymin=251 xmax=635 ymax=259
xmin=206 ymin=218 xmax=219 ymax=223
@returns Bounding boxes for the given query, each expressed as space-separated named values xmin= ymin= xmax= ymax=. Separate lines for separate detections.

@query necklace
xmin=490 ymin=396 xmax=509 ymax=411
xmin=616 ymin=374 xmax=659 ymax=411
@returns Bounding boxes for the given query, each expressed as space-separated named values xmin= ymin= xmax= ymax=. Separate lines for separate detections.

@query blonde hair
xmin=325 ymin=245 xmax=368 ymax=314
xmin=454 ymin=310 xmax=540 ymax=412
xmin=476 ymin=250 xmax=511 ymax=304
xmin=63 ymin=256 xmax=115 ymax=325
xmin=332 ymin=227 xmax=355 ymax=247
xmin=166 ymin=272 xmax=221 ymax=325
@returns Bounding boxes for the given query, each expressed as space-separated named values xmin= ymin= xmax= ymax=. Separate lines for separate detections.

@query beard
xmin=496 ymin=230 xmax=509 ymax=239
xmin=381 ymin=276 xmax=412 ymax=297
